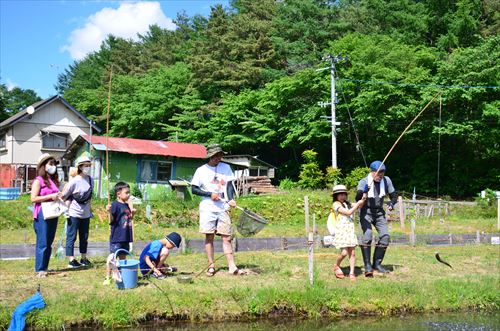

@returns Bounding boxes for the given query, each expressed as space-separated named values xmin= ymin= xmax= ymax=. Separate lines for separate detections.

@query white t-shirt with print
xmin=191 ymin=162 xmax=235 ymax=212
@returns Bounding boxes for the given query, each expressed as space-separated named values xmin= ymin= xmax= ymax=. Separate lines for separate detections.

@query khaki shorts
xmin=199 ymin=210 xmax=232 ymax=236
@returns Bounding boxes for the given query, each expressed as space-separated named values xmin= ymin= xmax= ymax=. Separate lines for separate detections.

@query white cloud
xmin=6 ymin=79 xmax=17 ymax=91
xmin=61 ymin=2 xmax=176 ymax=60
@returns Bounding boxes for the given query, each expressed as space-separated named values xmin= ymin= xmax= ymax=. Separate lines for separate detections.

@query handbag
xmin=41 ymin=200 xmax=68 ymax=219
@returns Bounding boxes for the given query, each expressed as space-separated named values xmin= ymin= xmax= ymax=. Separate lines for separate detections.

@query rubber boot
xmin=372 ymin=246 xmax=390 ymax=274
xmin=360 ymin=246 xmax=373 ymax=277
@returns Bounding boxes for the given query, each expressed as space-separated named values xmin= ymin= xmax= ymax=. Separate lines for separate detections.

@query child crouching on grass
xmin=331 ymin=185 xmax=365 ymax=281
xmin=103 ymin=182 xmax=135 ymax=285
xmin=139 ymin=232 xmax=181 ymax=279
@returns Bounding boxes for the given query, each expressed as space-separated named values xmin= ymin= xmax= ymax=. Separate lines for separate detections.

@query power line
xmin=339 ymin=78 xmax=500 ymax=90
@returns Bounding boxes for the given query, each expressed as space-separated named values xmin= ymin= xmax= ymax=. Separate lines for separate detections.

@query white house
xmin=0 ymin=95 xmax=100 ymax=190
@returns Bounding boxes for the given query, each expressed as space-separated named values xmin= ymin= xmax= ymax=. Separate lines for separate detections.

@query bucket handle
xmin=114 ymin=249 xmax=133 ymax=260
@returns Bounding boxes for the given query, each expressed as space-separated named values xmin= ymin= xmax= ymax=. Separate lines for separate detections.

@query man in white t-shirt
xmin=191 ymin=144 xmax=244 ymax=276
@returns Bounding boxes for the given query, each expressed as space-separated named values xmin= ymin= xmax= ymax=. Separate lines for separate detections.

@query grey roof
xmin=0 ymin=95 xmax=101 ymax=132
xmin=222 ymin=155 xmax=276 ymax=168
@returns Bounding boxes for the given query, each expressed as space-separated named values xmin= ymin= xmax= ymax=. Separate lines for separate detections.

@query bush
xmin=279 ymin=178 xmax=297 ymax=190
xmin=298 ymin=150 xmax=324 ymax=189
xmin=130 ymin=183 xmax=143 ymax=199
xmin=344 ymin=166 xmax=370 ymax=189
xmin=324 ymin=167 xmax=342 ymax=188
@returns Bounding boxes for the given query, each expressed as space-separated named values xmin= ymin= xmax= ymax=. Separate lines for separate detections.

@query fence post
xmin=398 ymin=196 xmax=405 ymax=228
xmin=304 ymin=196 xmax=309 ymax=235
xmin=410 ymin=219 xmax=416 ymax=246
xmin=313 ymin=213 xmax=320 ymax=249
xmin=308 ymin=232 xmax=314 ymax=285
xmin=449 ymin=233 xmax=452 ymax=245
xmin=476 ymin=230 xmax=480 ymax=244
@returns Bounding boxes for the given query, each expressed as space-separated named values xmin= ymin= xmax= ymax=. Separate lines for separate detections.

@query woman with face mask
xmin=31 ymin=153 xmax=62 ymax=277
xmin=61 ymin=155 xmax=94 ymax=268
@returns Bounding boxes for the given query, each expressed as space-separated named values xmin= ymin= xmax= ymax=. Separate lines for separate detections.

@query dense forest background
xmin=2 ymin=0 xmax=499 ymax=197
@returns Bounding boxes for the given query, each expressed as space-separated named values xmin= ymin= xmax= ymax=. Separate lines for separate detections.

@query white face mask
xmin=81 ymin=166 xmax=91 ymax=175
xmin=46 ymin=165 xmax=56 ymax=175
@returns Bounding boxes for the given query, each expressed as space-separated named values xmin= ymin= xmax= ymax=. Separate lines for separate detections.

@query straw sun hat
xmin=331 ymin=184 xmax=348 ymax=195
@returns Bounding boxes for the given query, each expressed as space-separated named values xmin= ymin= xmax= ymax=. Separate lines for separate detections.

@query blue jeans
xmin=33 ymin=210 xmax=58 ymax=272
xmin=66 ymin=216 xmax=90 ymax=256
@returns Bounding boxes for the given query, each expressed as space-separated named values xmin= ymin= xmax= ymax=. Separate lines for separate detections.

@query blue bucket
xmin=114 ymin=249 xmax=139 ymax=290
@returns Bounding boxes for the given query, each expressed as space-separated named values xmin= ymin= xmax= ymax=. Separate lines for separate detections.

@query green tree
xmin=0 ymin=84 xmax=41 ymax=122
xmin=188 ymin=1 xmax=283 ymax=101
xmin=298 ymin=150 xmax=324 ymax=189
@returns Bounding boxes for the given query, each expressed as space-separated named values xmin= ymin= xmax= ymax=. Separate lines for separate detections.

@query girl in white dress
xmin=331 ymin=185 xmax=365 ymax=281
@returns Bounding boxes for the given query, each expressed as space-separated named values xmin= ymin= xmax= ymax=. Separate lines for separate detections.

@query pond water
xmin=114 ymin=312 xmax=498 ymax=331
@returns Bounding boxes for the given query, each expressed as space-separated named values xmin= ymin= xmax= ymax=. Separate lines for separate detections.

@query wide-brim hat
xmin=332 ymin=184 xmax=348 ymax=195
xmin=370 ymin=160 xmax=386 ymax=172
xmin=165 ymin=232 xmax=182 ymax=248
xmin=75 ymin=155 xmax=92 ymax=167
xmin=205 ymin=144 xmax=227 ymax=159
xmin=37 ymin=153 xmax=56 ymax=168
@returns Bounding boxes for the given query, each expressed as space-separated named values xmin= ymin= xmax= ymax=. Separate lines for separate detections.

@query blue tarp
xmin=8 ymin=291 xmax=45 ymax=331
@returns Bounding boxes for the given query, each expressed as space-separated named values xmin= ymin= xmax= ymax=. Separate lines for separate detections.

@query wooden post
xmin=180 ymin=235 xmax=186 ymax=254
xmin=497 ymin=197 xmax=500 ymax=231
xmin=410 ymin=219 xmax=416 ymax=246
xmin=476 ymin=230 xmax=480 ymax=244
xmin=448 ymin=233 xmax=452 ymax=245
xmin=308 ymin=232 xmax=314 ymax=285
xmin=398 ymin=196 xmax=405 ymax=228
xmin=427 ymin=205 xmax=434 ymax=218
xmin=281 ymin=237 xmax=288 ymax=250
xmin=304 ymin=196 xmax=309 ymax=234
xmin=313 ymin=213 xmax=320 ymax=249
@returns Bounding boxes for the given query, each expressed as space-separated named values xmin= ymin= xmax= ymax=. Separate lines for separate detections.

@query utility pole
xmin=317 ymin=54 xmax=347 ymax=168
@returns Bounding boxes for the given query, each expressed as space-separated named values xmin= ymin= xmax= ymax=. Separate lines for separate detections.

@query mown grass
xmin=0 ymin=190 xmax=496 ymax=244
xmin=0 ymin=245 xmax=498 ymax=329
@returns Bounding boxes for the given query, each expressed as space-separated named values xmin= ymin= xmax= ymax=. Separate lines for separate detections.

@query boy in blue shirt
xmin=103 ymin=182 xmax=135 ymax=285
xmin=139 ymin=232 xmax=181 ymax=279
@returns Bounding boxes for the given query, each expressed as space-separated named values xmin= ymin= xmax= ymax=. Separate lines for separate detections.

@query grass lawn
xmin=0 ymin=245 xmax=498 ymax=328
xmin=0 ymin=190 xmax=497 ymax=244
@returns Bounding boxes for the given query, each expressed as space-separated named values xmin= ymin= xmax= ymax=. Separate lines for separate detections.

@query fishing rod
xmin=105 ymin=65 xmax=113 ymax=223
xmin=374 ymin=92 xmax=442 ymax=174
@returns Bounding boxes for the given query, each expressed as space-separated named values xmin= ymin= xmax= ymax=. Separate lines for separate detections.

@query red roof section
xmin=82 ymin=135 xmax=207 ymax=159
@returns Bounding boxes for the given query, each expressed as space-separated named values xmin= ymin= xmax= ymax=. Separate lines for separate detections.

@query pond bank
xmin=0 ymin=246 xmax=498 ymax=329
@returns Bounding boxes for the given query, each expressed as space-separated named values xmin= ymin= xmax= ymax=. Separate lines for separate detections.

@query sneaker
xmin=151 ymin=273 xmax=167 ymax=280
xmin=102 ymin=277 xmax=112 ymax=286
xmin=68 ymin=259 xmax=82 ymax=268
xmin=80 ymin=258 xmax=92 ymax=266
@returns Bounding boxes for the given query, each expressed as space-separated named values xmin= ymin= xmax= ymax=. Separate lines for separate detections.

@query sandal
xmin=333 ymin=265 xmax=344 ymax=279
xmin=349 ymin=273 xmax=356 ymax=282
xmin=230 ymin=268 xmax=246 ymax=276
xmin=206 ymin=267 xmax=216 ymax=277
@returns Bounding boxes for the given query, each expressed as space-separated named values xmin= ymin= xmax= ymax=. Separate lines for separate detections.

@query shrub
xmin=344 ymin=166 xmax=370 ymax=189
xmin=324 ymin=167 xmax=342 ymax=188
xmin=130 ymin=183 xmax=143 ymax=199
xmin=279 ymin=178 xmax=297 ymax=190
xmin=298 ymin=150 xmax=324 ymax=189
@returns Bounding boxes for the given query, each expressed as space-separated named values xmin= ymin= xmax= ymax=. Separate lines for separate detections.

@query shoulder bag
xmin=41 ymin=200 xmax=68 ymax=219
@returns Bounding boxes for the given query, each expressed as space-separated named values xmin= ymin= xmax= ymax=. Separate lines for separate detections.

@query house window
xmin=0 ymin=132 xmax=6 ymax=149
xmin=249 ymin=168 xmax=268 ymax=177
xmin=41 ymin=131 xmax=69 ymax=150
xmin=140 ymin=160 xmax=172 ymax=182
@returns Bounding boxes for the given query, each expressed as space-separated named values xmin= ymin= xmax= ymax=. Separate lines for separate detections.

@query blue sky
xmin=0 ymin=1 xmax=228 ymax=98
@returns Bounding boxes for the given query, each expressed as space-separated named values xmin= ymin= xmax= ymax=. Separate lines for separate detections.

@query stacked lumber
xmin=244 ymin=176 xmax=278 ymax=194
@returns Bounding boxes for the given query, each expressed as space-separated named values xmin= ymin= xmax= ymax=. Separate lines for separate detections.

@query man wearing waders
xmin=356 ymin=161 xmax=397 ymax=276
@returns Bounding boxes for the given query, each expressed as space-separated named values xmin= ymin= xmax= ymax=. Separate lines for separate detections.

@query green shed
xmin=63 ymin=135 xmax=206 ymax=198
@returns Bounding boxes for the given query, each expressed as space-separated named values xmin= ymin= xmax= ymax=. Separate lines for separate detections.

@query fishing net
xmin=236 ymin=208 xmax=269 ymax=237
